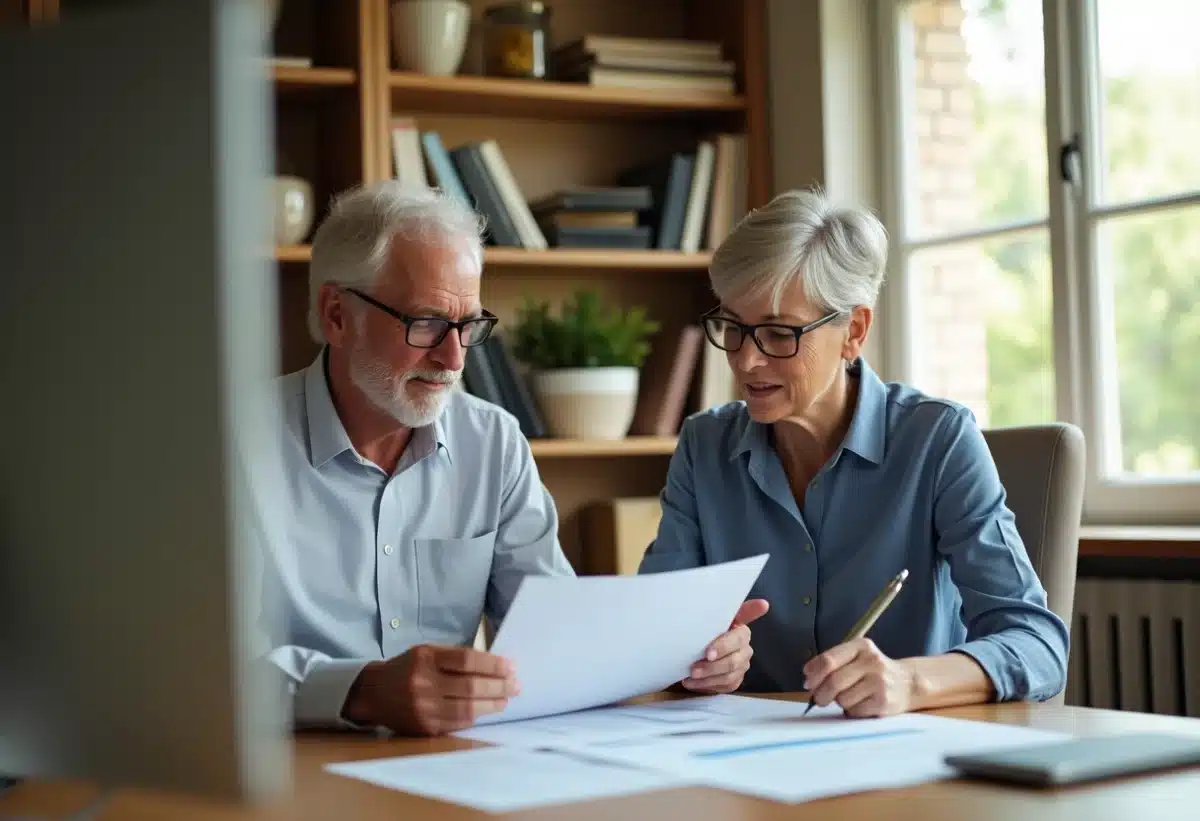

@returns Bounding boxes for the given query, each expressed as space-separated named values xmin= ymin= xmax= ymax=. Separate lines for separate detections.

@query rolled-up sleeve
xmin=485 ymin=421 xmax=576 ymax=624
xmin=639 ymin=421 xmax=705 ymax=575
xmin=933 ymin=408 xmax=1070 ymax=702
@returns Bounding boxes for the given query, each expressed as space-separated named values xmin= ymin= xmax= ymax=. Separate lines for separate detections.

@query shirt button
xmin=383 ymin=544 xmax=394 ymax=555
xmin=802 ymin=596 xmax=812 ymax=606
xmin=804 ymin=543 xmax=813 ymax=553
xmin=390 ymin=618 xmax=400 ymax=629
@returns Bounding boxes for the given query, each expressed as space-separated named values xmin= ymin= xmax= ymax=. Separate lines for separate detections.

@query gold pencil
xmin=802 ymin=569 xmax=909 ymax=716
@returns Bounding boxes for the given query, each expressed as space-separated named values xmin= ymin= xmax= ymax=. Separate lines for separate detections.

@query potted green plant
xmin=511 ymin=290 xmax=660 ymax=440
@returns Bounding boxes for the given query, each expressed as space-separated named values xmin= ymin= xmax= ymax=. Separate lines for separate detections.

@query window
xmin=878 ymin=0 xmax=1200 ymax=523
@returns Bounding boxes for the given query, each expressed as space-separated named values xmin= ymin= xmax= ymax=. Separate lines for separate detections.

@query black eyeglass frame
xmin=343 ymin=287 xmax=499 ymax=348
xmin=700 ymin=305 xmax=844 ymax=359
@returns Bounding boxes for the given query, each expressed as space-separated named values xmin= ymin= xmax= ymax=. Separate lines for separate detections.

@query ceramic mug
xmin=390 ymin=0 xmax=471 ymax=76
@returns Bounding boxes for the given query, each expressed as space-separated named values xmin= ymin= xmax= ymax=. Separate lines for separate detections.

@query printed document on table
xmin=547 ymin=712 xmax=1071 ymax=803
xmin=472 ymin=554 xmax=769 ymax=725
xmin=325 ymin=746 xmax=694 ymax=813
xmin=458 ymin=693 xmax=843 ymax=747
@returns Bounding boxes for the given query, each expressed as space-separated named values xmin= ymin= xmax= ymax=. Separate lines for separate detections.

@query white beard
xmin=348 ymin=335 xmax=460 ymax=428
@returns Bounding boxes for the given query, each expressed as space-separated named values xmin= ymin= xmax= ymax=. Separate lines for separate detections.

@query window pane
xmin=911 ymin=231 xmax=1055 ymax=428
xmin=1097 ymin=205 xmax=1200 ymax=477
xmin=901 ymin=0 xmax=1047 ymax=238
xmin=1095 ymin=0 xmax=1200 ymax=205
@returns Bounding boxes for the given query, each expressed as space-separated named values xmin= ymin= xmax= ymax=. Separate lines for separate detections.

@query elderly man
xmin=251 ymin=181 xmax=763 ymax=737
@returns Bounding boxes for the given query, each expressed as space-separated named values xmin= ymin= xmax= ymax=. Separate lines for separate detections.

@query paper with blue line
xmin=544 ymin=711 xmax=1069 ymax=803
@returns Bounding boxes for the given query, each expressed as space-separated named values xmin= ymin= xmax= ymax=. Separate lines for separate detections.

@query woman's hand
xmin=682 ymin=599 xmax=770 ymax=694
xmin=802 ymin=638 xmax=918 ymax=718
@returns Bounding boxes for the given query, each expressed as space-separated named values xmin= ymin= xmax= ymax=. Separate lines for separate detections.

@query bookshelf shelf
xmin=272 ymin=65 xmax=356 ymax=94
xmin=275 ymin=244 xmax=312 ymax=263
xmin=529 ymin=437 xmax=678 ymax=458
xmin=275 ymin=245 xmax=711 ymax=272
xmin=389 ymin=71 xmax=745 ymax=122
xmin=484 ymin=248 xmax=711 ymax=272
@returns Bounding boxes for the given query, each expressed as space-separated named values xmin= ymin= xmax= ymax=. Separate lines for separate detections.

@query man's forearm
xmin=901 ymin=652 xmax=996 ymax=711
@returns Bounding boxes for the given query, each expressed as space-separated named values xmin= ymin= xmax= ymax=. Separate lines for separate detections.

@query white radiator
xmin=1066 ymin=579 xmax=1200 ymax=716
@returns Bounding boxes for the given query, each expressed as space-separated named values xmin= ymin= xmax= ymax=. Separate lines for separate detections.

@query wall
xmin=906 ymin=0 xmax=990 ymax=422
xmin=766 ymin=0 xmax=885 ymax=371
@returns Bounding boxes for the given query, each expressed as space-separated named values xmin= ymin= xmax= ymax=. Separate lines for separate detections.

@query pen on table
xmin=802 ymin=568 xmax=909 ymax=717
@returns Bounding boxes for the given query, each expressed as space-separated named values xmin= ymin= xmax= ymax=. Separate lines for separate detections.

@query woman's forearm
xmin=901 ymin=651 xmax=996 ymax=711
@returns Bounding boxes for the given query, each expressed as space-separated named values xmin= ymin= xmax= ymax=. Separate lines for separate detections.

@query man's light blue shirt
xmin=639 ymin=358 xmax=1069 ymax=701
xmin=249 ymin=350 xmax=574 ymax=728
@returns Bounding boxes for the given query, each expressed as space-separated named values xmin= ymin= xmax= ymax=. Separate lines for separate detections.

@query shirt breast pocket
xmin=413 ymin=530 xmax=497 ymax=642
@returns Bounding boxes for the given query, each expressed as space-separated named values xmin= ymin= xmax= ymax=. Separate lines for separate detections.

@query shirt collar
xmin=303 ymin=348 xmax=452 ymax=469
xmin=728 ymin=356 xmax=886 ymax=466
xmin=840 ymin=357 xmax=887 ymax=465
xmin=730 ymin=412 xmax=768 ymax=461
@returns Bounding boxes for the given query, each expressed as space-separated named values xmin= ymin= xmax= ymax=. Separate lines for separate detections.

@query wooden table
xmin=4 ymin=695 xmax=1200 ymax=820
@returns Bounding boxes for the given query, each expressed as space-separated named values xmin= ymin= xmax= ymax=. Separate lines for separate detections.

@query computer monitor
xmin=0 ymin=0 xmax=289 ymax=804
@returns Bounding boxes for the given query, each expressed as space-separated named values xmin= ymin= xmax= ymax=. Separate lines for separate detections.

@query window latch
xmin=1059 ymin=135 xmax=1081 ymax=185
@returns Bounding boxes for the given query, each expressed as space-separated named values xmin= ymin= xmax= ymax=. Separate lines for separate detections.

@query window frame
xmin=874 ymin=0 xmax=1200 ymax=526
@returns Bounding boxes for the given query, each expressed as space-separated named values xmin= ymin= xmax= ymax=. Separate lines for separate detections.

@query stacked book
xmin=390 ymin=117 xmax=547 ymax=249
xmin=529 ymin=186 xmax=654 ymax=249
xmin=460 ymin=334 xmax=547 ymax=439
xmin=619 ymin=133 xmax=747 ymax=252
xmin=551 ymin=35 xmax=736 ymax=95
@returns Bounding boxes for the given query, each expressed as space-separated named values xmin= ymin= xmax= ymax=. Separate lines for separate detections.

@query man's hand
xmin=682 ymin=598 xmax=770 ymax=693
xmin=802 ymin=638 xmax=917 ymax=718
xmin=341 ymin=644 xmax=519 ymax=736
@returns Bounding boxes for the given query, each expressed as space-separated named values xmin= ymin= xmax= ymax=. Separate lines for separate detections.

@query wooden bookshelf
xmin=530 ymin=437 xmax=679 ymax=458
xmin=389 ymin=70 xmax=745 ymax=122
xmin=39 ymin=0 xmax=771 ymax=572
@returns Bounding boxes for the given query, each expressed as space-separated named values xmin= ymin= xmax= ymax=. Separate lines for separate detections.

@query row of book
xmin=459 ymin=326 xmax=739 ymax=439
xmin=391 ymin=119 xmax=548 ymax=250
xmin=552 ymin=35 xmax=737 ymax=96
xmin=618 ymin=132 xmax=747 ymax=252
xmin=390 ymin=118 xmax=747 ymax=252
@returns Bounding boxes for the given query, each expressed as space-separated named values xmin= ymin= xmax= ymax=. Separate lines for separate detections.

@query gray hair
xmin=306 ymin=181 xmax=486 ymax=343
xmin=708 ymin=189 xmax=888 ymax=316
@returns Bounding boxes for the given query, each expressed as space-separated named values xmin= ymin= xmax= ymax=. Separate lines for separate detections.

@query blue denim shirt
xmin=639 ymin=358 xmax=1069 ymax=701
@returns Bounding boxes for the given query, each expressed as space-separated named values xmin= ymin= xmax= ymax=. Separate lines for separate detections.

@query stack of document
xmin=326 ymin=557 xmax=1071 ymax=812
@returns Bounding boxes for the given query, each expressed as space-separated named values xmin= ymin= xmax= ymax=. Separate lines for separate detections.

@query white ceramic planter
xmin=532 ymin=367 xmax=640 ymax=440
xmin=272 ymin=175 xmax=314 ymax=245
xmin=390 ymin=0 xmax=471 ymax=76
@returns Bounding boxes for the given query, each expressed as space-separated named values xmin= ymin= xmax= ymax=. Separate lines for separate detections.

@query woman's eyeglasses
xmin=700 ymin=306 xmax=842 ymax=359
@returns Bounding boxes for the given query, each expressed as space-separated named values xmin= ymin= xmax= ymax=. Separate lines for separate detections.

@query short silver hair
xmin=306 ymin=181 xmax=486 ymax=343
xmin=708 ymin=188 xmax=888 ymax=316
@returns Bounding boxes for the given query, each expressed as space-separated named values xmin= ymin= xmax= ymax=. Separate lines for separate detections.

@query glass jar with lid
xmin=481 ymin=2 xmax=551 ymax=80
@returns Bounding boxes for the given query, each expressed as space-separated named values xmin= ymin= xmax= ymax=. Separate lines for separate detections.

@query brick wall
xmin=907 ymin=0 xmax=991 ymax=424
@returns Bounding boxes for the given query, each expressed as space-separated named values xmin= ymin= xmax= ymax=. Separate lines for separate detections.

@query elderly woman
xmin=640 ymin=189 xmax=1069 ymax=717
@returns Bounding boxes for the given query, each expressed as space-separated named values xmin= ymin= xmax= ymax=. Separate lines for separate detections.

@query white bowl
xmin=390 ymin=0 xmax=471 ymax=76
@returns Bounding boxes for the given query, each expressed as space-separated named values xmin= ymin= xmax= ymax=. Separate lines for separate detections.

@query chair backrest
xmin=982 ymin=423 xmax=1086 ymax=702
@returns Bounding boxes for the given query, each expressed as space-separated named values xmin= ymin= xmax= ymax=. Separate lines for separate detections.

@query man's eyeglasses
xmin=343 ymin=288 xmax=498 ymax=348
xmin=700 ymin=306 xmax=843 ymax=359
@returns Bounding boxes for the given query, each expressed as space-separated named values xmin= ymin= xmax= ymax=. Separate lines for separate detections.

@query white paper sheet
xmin=548 ymin=712 xmax=1072 ymax=804
xmin=474 ymin=554 xmax=769 ymax=725
xmin=324 ymin=746 xmax=693 ymax=813
xmin=457 ymin=694 xmax=843 ymax=747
